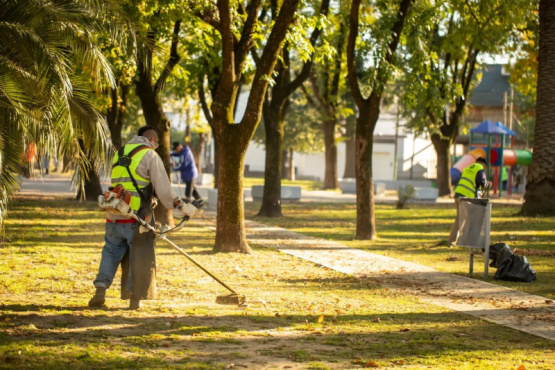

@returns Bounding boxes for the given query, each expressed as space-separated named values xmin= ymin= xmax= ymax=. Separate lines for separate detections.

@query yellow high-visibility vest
xmin=455 ymin=163 xmax=484 ymax=198
xmin=111 ymin=144 xmax=151 ymax=211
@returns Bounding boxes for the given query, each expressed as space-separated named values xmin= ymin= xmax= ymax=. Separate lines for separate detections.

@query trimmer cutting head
xmin=216 ymin=294 xmax=246 ymax=305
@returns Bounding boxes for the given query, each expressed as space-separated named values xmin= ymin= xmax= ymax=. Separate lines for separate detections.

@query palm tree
xmin=0 ymin=0 xmax=116 ymax=231
xmin=521 ymin=0 xmax=555 ymax=215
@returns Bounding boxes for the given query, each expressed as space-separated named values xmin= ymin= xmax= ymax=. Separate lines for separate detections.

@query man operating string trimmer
xmin=88 ymin=125 xmax=198 ymax=310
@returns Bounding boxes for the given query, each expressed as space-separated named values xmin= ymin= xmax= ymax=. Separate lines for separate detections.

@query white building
xmin=167 ymin=94 xmax=437 ymax=183
xmin=243 ymin=112 xmax=436 ymax=182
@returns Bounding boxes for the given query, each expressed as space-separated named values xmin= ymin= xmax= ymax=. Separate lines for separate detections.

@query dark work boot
xmin=129 ymin=297 xmax=141 ymax=310
xmin=88 ymin=287 xmax=106 ymax=307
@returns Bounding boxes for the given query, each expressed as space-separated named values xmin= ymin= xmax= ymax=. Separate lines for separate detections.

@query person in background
xmin=448 ymin=157 xmax=491 ymax=246
xmin=171 ymin=142 xmax=205 ymax=206
xmin=502 ymin=166 xmax=509 ymax=191
xmin=42 ymin=154 xmax=50 ymax=175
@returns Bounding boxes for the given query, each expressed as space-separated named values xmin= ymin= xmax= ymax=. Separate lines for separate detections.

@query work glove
xmin=173 ymin=199 xmax=198 ymax=219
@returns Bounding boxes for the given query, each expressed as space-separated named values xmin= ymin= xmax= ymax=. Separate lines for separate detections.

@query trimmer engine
xmin=98 ymin=185 xmax=135 ymax=218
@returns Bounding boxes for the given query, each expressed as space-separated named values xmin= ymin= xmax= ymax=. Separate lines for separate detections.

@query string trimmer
xmin=98 ymin=186 xmax=246 ymax=306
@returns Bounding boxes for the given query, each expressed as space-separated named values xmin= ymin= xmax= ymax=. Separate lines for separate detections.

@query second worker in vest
xmin=448 ymin=157 xmax=492 ymax=246
xmin=88 ymin=125 xmax=198 ymax=310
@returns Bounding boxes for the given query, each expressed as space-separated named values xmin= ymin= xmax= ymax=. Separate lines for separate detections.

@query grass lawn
xmin=0 ymin=198 xmax=553 ymax=369
xmin=246 ymin=202 xmax=555 ymax=299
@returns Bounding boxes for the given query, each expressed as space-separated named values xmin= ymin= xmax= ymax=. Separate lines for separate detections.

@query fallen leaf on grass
xmin=317 ymin=315 xmax=324 ymax=323
xmin=364 ymin=360 xmax=380 ymax=368
xmin=516 ymin=366 xmax=525 ymax=370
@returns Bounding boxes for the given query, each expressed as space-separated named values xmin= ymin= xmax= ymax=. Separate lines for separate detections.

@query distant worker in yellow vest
xmin=448 ymin=157 xmax=491 ymax=245
xmin=502 ymin=166 xmax=509 ymax=191
xmin=88 ymin=125 xmax=198 ymax=310
xmin=454 ymin=157 xmax=490 ymax=198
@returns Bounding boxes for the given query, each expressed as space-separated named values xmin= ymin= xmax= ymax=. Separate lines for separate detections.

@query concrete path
xmin=241 ymin=220 xmax=555 ymax=342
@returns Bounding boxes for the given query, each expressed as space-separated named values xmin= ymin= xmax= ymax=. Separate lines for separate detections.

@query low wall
xmin=251 ymin=185 xmax=302 ymax=202
xmin=339 ymin=179 xmax=386 ymax=195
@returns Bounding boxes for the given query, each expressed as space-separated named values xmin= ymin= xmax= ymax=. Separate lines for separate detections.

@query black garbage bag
xmin=487 ymin=243 xmax=536 ymax=282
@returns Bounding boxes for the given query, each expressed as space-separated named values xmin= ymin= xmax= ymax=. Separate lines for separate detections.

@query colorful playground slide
xmin=450 ymin=148 xmax=533 ymax=185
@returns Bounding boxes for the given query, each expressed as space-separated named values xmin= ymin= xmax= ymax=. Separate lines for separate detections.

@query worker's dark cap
xmin=172 ymin=141 xmax=181 ymax=150
xmin=138 ymin=125 xmax=159 ymax=137
xmin=476 ymin=157 xmax=487 ymax=165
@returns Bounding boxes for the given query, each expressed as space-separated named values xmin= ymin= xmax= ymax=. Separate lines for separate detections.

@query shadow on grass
xmin=1 ymin=304 xmax=552 ymax=368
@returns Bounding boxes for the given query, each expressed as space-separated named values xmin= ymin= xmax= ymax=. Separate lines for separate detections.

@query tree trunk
xmin=208 ymin=0 xmax=300 ymax=252
xmin=355 ymin=104 xmax=378 ymax=240
xmin=76 ymin=164 xmax=103 ymax=201
xmin=133 ymin=21 xmax=182 ymax=226
xmin=135 ymin=81 xmax=173 ymax=225
xmin=288 ymin=147 xmax=295 ymax=181
xmin=213 ymin=127 xmax=252 ymax=253
xmin=76 ymin=139 xmax=103 ymax=201
xmin=258 ymin=111 xmax=284 ymax=217
xmin=522 ymin=0 xmax=555 ymax=215
xmin=323 ymin=119 xmax=338 ymax=189
xmin=348 ymin=0 xmax=413 ymax=240
xmin=192 ymin=132 xmax=205 ymax=175
xmin=107 ymin=84 xmax=129 ymax=150
xmin=431 ymin=134 xmax=452 ymax=197
xmin=212 ymin=135 xmax=219 ymax=188
xmin=106 ymin=86 xmax=120 ymax=149
xmin=343 ymin=135 xmax=356 ymax=178
xmin=281 ymin=149 xmax=288 ymax=179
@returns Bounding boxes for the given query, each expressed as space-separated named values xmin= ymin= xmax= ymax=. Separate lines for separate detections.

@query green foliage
xmin=254 ymin=90 xmax=324 ymax=153
xmin=400 ymin=0 xmax=536 ymax=136
xmin=507 ymin=2 xmax=538 ymax=143
xmin=0 ymin=0 xmax=119 ymax=231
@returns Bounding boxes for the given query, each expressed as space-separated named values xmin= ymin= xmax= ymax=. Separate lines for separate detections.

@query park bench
xmin=412 ymin=187 xmax=439 ymax=200
xmin=339 ymin=179 xmax=386 ymax=196
xmin=251 ymin=185 xmax=301 ymax=202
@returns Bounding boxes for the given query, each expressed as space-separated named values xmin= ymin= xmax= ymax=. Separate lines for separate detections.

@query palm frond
xmin=0 ymin=0 xmax=121 ymax=233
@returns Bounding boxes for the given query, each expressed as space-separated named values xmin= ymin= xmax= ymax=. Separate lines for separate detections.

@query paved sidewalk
xmin=17 ymin=173 xmax=525 ymax=206
xmin=239 ymin=219 xmax=555 ymax=342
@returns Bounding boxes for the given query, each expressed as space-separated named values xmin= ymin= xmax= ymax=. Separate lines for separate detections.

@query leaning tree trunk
xmin=355 ymin=103 xmax=378 ymax=240
xmin=323 ymin=119 xmax=338 ymax=189
xmin=343 ymin=136 xmax=356 ymax=178
xmin=213 ymin=126 xmax=252 ymax=253
xmin=135 ymin=80 xmax=173 ymax=226
xmin=522 ymin=0 xmax=555 ymax=215
xmin=431 ymin=134 xmax=452 ymax=197
xmin=107 ymin=84 xmax=129 ymax=150
xmin=258 ymin=111 xmax=284 ymax=217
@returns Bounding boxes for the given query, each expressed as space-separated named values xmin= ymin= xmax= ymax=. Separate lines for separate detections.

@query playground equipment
xmin=450 ymin=120 xmax=533 ymax=197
